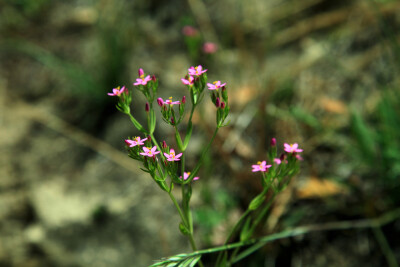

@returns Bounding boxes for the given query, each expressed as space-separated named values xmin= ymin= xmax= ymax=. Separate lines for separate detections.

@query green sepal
xmin=248 ymin=193 xmax=265 ymax=210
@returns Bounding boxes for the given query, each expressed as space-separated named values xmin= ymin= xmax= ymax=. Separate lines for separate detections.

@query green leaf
xmin=240 ymin=217 xmax=252 ymax=241
xmin=248 ymin=193 xmax=265 ymax=210
xmin=351 ymin=110 xmax=376 ymax=164
xmin=175 ymin=129 xmax=184 ymax=151
xmin=179 ymin=222 xmax=190 ymax=235
xmin=149 ymin=255 xmax=201 ymax=267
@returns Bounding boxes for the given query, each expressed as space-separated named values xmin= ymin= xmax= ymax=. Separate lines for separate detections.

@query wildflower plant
xmin=108 ymin=65 xmax=302 ymax=266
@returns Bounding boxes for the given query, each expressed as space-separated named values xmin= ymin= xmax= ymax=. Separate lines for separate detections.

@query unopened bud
xmin=145 ymin=102 xmax=150 ymax=112
xmin=147 ymin=135 xmax=152 ymax=143
xmin=182 ymin=96 xmax=186 ymax=104
xmin=221 ymin=102 xmax=226 ymax=109
xmin=270 ymin=138 xmax=276 ymax=147
xmin=170 ymin=117 xmax=175 ymax=124
xmin=152 ymin=75 xmax=157 ymax=82
xmin=216 ymin=97 xmax=220 ymax=108
xmin=279 ymin=153 xmax=286 ymax=161
xmin=138 ymin=68 xmax=144 ymax=77
xmin=162 ymin=141 xmax=167 ymax=148
xmin=157 ymin=98 xmax=164 ymax=107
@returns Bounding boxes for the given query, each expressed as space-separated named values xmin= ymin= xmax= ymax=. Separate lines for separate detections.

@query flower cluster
xmin=107 ymin=64 xmax=303 ymax=265
xmin=251 ymin=139 xmax=303 ymax=195
xmin=157 ymin=96 xmax=185 ymax=126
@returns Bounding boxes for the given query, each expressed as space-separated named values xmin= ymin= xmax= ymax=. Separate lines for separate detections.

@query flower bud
xmin=157 ymin=98 xmax=164 ymax=107
xmin=138 ymin=68 xmax=144 ymax=77
xmin=221 ymin=102 xmax=226 ymax=109
xmin=145 ymin=102 xmax=150 ymax=112
xmin=152 ymin=75 xmax=157 ymax=82
xmin=215 ymin=97 xmax=220 ymax=108
xmin=170 ymin=117 xmax=175 ymax=125
xmin=270 ymin=138 xmax=276 ymax=147
xmin=182 ymin=96 xmax=186 ymax=104
xmin=147 ymin=135 xmax=152 ymax=143
xmin=279 ymin=153 xmax=286 ymax=161
xmin=162 ymin=141 xmax=167 ymax=148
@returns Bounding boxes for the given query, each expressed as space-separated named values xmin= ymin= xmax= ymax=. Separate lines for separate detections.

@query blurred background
xmin=1 ymin=0 xmax=400 ymax=266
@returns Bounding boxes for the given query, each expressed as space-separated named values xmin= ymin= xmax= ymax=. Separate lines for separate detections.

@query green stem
xmin=248 ymin=192 xmax=277 ymax=235
xmin=184 ymin=127 xmax=219 ymax=184
xmin=150 ymin=208 xmax=400 ymax=266
xmin=372 ymin=226 xmax=399 ymax=267
xmin=168 ymin=190 xmax=188 ymax=227
xmin=227 ymin=187 xmax=274 ymax=264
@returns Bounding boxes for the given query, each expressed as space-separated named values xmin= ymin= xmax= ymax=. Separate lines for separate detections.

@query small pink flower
xmin=207 ymin=81 xmax=226 ymax=90
xmin=157 ymin=98 xmax=164 ymax=107
xmin=180 ymin=172 xmax=199 ymax=181
xmin=188 ymin=65 xmax=207 ymax=76
xmin=163 ymin=148 xmax=182 ymax=162
xmin=284 ymin=143 xmax=303 ymax=153
xmin=163 ymin=97 xmax=180 ymax=105
xmin=273 ymin=158 xmax=282 ymax=165
xmin=125 ymin=136 xmax=148 ymax=147
xmin=181 ymin=76 xmax=195 ymax=86
xmin=252 ymin=161 xmax=272 ymax=172
xmin=108 ymin=86 xmax=126 ymax=96
xmin=133 ymin=69 xmax=152 ymax=86
xmin=182 ymin=26 xmax=198 ymax=37
xmin=296 ymin=154 xmax=304 ymax=161
xmin=203 ymin=42 xmax=218 ymax=54
xmin=140 ymin=146 xmax=160 ymax=157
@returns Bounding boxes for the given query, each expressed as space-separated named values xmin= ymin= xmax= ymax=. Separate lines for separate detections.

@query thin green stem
xmin=168 ymin=190 xmax=188 ymax=227
xmin=372 ymin=226 xmax=399 ymax=267
xmin=184 ymin=126 xmax=219 ymax=183
xmin=150 ymin=208 xmax=400 ymax=266
xmin=248 ymin=192 xmax=277 ymax=235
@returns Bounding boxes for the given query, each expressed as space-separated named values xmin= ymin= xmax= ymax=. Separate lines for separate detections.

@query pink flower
xmin=163 ymin=97 xmax=180 ymax=105
xmin=180 ymin=172 xmax=199 ymax=181
xmin=133 ymin=69 xmax=152 ymax=86
xmin=108 ymin=86 xmax=126 ymax=96
xmin=182 ymin=26 xmax=198 ymax=37
xmin=207 ymin=81 xmax=226 ymax=90
xmin=284 ymin=143 xmax=303 ymax=153
xmin=163 ymin=148 xmax=182 ymax=161
xmin=252 ymin=161 xmax=272 ymax=172
xmin=181 ymin=76 xmax=195 ymax=86
xmin=188 ymin=65 xmax=207 ymax=76
xmin=140 ymin=146 xmax=160 ymax=157
xmin=203 ymin=42 xmax=218 ymax=54
xmin=125 ymin=136 xmax=147 ymax=147
xmin=273 ymin=158 xmax=282 ymax=165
